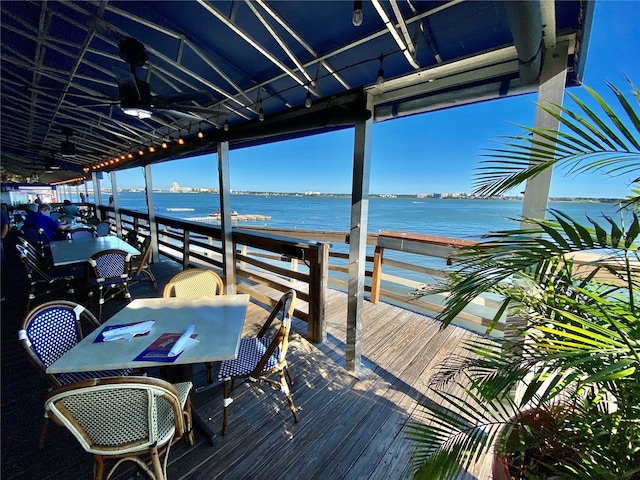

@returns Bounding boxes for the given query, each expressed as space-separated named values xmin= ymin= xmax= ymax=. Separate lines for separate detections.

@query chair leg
xmin=145 ymin=270 xmax=158 ymax=290
xmin=38 ymin=415 xmax=49 ymax=449
xmin=97 ymin=287 xmax=104 ymax=323
xmin=183 ymin=395 xmax=195 ymax=446
xmin=93 ymin=454 xmax=105 ymax=480
xmin=149 ymin=446 xmax=165 ymax=480
xmin=222 ymin=379 xmax=232 ymax=435
xmin=205 ymin=362 xmax=214 ymax=384
xmin=285 ymin=365 xmax=294 ymax=386
xmin=280 ymin=371 xmax=299 ymax=424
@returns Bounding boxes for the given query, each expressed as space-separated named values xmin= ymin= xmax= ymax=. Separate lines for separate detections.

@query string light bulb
xmin=178 ymin=132 xmax=184 ymax=145
xmin=305 ymin=89 xmax=312 ymax=108
xmin=149 ymin=144 xmax=155 ymax=153
xmin=224 ymin=118 xmax=229 ymax=132
xmin=376 ymin=53 xmax=384 ymax=87
xmin=258 ymin=102 xmax=264 ymax=121
xmin=352 ymin=0 xmax=363 ymax=26
xmin=197 ymin=123 xmax=204 ymax=139
xmin=138 ymin=147 xmax=144 ymax=155
xmin=162 ymin=139 xmax=168 ymax=148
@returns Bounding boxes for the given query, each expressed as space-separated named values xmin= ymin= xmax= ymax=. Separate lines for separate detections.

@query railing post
xmin=240 ymin=244 xmax=247 ymax=269
xmin=370 ymin=245 xmax=384 ymax=304
xmin=182 ymin=230 xmax=190 ymax=270
xmin=307 ymin=242 xmax=328 ymax=343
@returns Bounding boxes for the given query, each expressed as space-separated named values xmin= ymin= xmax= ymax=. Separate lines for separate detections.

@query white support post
xmin=218 ymin=141 xmax=236 ymax=294
xmin=143 ymin=165 xmax=160 ymax=263
xmin=110 ymin=171 xmax=122 ymax=237
xmin=91 ymin=172 xmax=102 ymax=218
xmin=520 ymin=41 xmax=569 ymax=224
xmin=346 ymin=93 xmax=374 ymax=373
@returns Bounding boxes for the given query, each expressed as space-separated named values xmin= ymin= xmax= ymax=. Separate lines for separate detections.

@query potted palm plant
xmin=406 ymin=77 xmax=640 ymax=479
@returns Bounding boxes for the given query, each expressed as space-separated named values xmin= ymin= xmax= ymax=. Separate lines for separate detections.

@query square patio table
xmin=47 ymin=295 xmax=251 ymax=444
xmin=48 ymin=235 xmax=141 ymax=266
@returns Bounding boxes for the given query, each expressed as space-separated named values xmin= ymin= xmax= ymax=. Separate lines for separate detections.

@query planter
xmin=492 ymin=407 xmax=573 ymax=480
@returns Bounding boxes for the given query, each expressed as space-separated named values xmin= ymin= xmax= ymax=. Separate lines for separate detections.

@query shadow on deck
xmin=1 ymin=253 xmax=486 ymax=480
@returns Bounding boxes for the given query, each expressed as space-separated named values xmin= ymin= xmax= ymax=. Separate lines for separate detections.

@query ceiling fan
xmin=89 ymin=16 xmax=220 ymax=120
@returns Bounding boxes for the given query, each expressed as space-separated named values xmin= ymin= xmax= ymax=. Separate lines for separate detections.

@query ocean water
xmin=113 ymin=192 xmax=626 ymax=240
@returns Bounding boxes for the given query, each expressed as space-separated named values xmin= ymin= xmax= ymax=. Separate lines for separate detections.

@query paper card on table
xmin=168 ymin=325 xmax=196 ymax=357
xmin=95 ymin=320 xmax=155 ymax=343
xmin=133 ymin=332 xmax=199 ymax=363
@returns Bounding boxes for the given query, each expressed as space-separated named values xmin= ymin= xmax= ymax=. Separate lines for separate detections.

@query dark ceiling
xmin=1 ymin=1 xmax=593 ymax=184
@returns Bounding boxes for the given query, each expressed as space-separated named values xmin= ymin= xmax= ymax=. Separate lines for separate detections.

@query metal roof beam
xmin=390 ymin=0 xmax=416 ymax=55
xmin=197 ymin=0 xmax=306 ymax=87
xmin=371 ymin=0 xmax=420 ymax=69
xmin=245 ymin=0 xmax=313 ymax=86
xmin=254 ymin=0 xmax=350 ymax=91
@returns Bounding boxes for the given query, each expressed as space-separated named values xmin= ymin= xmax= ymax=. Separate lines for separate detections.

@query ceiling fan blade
xmin=155 ymin=103 xmax=226 ymax=116
xmin=152 ymin=108 xmax=205 ymax=120
xmin=153 ymin=90 xmax=215 ymax=106
xmin=27 ymin=85 xmax=116 ymax=103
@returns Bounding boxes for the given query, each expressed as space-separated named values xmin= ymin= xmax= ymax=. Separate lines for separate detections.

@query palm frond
xmin=472 ymin=79 xmax=640 ymax=197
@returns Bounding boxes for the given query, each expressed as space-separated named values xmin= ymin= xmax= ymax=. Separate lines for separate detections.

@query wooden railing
xmin=100 ymin=206 xmax=329 ymax=343
xmin=100 ymin=207 xmax=505 ymax=335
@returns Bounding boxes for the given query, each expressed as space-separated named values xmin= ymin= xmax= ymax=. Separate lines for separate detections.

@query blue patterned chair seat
xmin=219 ymin=338 xmax=280 ymax=379
xmin=216 ymin=290 xmax=298 ymax=434
xmin=19 ymin=301 xmax=133 ymax=389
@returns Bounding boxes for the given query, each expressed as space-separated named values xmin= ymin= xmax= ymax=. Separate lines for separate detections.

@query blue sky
xmin=113 ymin=1 xmax=639 ymax=198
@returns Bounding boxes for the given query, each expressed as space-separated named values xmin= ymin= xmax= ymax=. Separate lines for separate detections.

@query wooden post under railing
xmin=370 ymin=245 xmax=384 ymax=304
xmin=307 ymin=242 xmax=329 ymax=343
xmin=182 ymin=230 xmax=190 ymax=270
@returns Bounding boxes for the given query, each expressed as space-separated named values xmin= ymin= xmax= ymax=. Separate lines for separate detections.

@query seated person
xmin=62 ymin=199 xmax=79 ymax=216
xmin=24 ymin=204 xmax=64 ymax=242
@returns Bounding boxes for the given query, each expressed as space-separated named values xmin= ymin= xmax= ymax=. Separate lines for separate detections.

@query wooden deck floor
xmin=1 ymin=254 xmax=487 ymax=480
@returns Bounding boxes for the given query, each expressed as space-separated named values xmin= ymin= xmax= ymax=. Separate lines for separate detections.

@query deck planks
xmin=2 ymin=257 xmax=486 ymax=480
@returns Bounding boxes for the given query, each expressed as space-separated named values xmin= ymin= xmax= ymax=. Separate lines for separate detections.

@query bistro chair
xmin=15 ymin=240 xmax=77 ymax=310
xmin=19 ymin=301 xmax=134 ymax=447
xmin=96 ymin=220 xmax=111 ymax=237
xmin=68 ymin=227 xmax=96 ymax=240
xmin=163 ymin=268 xmax=224 ymax=383
xmin=87 ymin=249 xmax=133 ymax=322
xmin=163 ymin=268 xmax=224 ymax=298
xmin=123 ymin=229 xmax=139 ymax=247
xmin=128 ymin=235 xmax=158 ymax=290
xmin=20 ymin=224 xmax=48 ymax=253
xmin=218 ymin=289 xmax=298 ymax=434
xmin=50 ymin=211 xmax=63 ymax=221
xmin=44 ymin=376 xmax=194 ymax=480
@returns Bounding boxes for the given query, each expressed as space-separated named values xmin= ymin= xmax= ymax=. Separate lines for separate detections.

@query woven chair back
xmin=44 ymin=376 xmax=185 ymax=455
xmin=96 ymin=221 xmax=111 ymax=237
xmin=18 ymin=302 xmax=97 ymax=385
xmin=88 ymin=249 xmax=131 ymax=283
xmin=163 ymin=269 xmax=223 ymax=298
xmin=69 ymin=228 xmax=95 ymax=240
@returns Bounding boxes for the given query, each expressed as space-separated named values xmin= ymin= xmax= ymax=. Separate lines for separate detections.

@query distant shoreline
xmin=114 ymin=189 xmax=623 ymax=203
